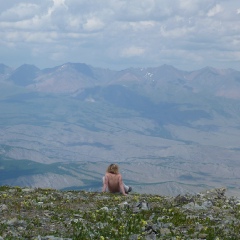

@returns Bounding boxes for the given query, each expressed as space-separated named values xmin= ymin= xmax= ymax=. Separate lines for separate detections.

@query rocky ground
xmin=0 ymin=186 xmax=240 ymax=239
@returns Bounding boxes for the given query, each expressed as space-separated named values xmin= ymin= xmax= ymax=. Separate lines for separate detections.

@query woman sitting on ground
xmin=102 ymin=163 xmax=132 ymax=196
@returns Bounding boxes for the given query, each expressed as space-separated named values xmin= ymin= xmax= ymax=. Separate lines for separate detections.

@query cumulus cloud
xmin=82 ymin=17 xmax=105 ymax=32
xmin=121 ymin=46 xmax=145 ymax=58
xmin=48 ymin=0 xmax=68 ymax=17
xmin=0 ymin=3 xmax=40 ymax=21
xmin=0 ymin=0 xmax=240 ymax=71
xmin=207 ymin=4 xmax=223 ymax=17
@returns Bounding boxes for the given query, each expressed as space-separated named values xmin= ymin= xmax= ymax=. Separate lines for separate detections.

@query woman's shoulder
xmin=106 ymin=172 xmax=121 ymax=177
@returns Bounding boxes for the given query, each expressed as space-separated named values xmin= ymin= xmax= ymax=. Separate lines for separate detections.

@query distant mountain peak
xmin=16 ymin=64 xmax=40 ymax=71
xmin=0 ymin=63 xmax=12 ymax=75
xmin=1 ymin=62 xmax=240 ymax=98
xmin=8 ymin=64 xmax=40 ymax=86
xmin=54 ymin=62 xmax=94 ymax=78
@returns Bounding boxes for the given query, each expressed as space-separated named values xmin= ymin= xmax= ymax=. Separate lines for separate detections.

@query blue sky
xmin=0 ymin=0 xmax=240 ymax=71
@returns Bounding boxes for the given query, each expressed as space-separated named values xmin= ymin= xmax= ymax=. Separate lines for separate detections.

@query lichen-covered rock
xmin=0 ymin=204 xmax=7 ymax=212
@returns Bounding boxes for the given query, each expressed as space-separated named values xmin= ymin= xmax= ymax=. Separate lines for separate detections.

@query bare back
xmin=103 ymin=172 xmax=126 ymax=195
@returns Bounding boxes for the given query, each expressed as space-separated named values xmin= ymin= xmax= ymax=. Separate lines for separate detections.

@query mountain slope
xmin=0 ymin=63 xmax=240 ymax=196
xmin=8 ymin=64 xmax=40 ymax=86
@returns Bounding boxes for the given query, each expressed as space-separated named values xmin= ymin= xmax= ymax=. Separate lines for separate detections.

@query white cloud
xmin=67 ymin=16 xmax=82 ymax=29
xmin=128 ymin=21 xmax=156 ymax=31
xmin=0 ymin=3 xmax=40 ymax=21
xmin=0 ymin=0 xmax=240 ymax=71
xmin=179 ymin=0 xmax=201 ymax=12
xmin=160 ymin=25 xmax=194 ymax=38
xmin=207 ymin=4 xmax=223 ymax=17
xmin=121 ymin=47 xmax=145 ymax=58
xmin=53 ymin=0 xmax=66 ymax=8
xmin=82 ymin=17 xmax=105 ymax=32
xmin=47 ymin=0 xmax=68 ymax=17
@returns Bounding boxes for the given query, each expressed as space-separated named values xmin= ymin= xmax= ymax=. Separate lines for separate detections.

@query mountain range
xmin=0 ymin=62 xmax=240 ymax=196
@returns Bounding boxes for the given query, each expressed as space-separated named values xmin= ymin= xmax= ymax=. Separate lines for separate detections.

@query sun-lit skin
xmin=102 ymin=164 xmax=127 ymax=196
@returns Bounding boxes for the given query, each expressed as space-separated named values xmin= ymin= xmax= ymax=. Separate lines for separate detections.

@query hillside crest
xmin=1 ymin=185 xmax=240 ymax=239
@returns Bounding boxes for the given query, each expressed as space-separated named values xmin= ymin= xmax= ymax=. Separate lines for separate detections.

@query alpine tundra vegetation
xmin=1 ymin=186 xmax=240 ymax=239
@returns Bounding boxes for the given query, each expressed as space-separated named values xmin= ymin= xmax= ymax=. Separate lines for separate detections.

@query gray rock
xmin=160 ymin=227 xmax=171 ymax=236
xmin=100 ymin=206 xmax=109 ymax=211
xmin=6 ymin=217 xmax=18 ymax=226
xmin=39 ymin=236 xmax=72 ymax=240
xmin=22 ymin=188 xmax=35 ymax=193
xmin=118 ymin=201 xmax=129 ymax=209
xmin=129 ymin=234 xmax=139 ymax=240
xmin=134 ymin=201 xmax=150 ymax=211
xmin=0 ymin=204 xmax=8 ymax=211
xmin=202 ymin=200 xmax=213 ymax=208
xmin=145 ymin=232 xmax=156 ymax=240
xmin=183 ymin=202 xmax=207 ymax=210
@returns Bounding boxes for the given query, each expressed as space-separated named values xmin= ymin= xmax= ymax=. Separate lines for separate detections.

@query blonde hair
xmin=106 ymin=164 xmax=119 ymax=174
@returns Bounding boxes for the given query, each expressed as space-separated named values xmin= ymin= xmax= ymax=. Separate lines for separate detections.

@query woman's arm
xmin=119 ymin=174 xmax=127 ymax=196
